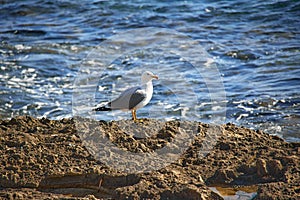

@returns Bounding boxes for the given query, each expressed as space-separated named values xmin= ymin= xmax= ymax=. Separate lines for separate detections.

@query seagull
xmin=94 ymin=71 xmax=158 ymax=121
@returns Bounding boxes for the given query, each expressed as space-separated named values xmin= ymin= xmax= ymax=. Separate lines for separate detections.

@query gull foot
xmin=134 ymin=119 xmax=145 ymax=123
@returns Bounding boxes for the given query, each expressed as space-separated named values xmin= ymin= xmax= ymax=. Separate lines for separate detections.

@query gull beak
xmin=152 ymin=75 xmax=159 ymax=80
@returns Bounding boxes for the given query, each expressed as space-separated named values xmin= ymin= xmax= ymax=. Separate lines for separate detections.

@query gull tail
xmin=93 ymin=106 xmax=111 ymax=111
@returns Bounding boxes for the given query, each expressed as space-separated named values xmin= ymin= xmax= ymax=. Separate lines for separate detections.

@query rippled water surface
xmin=1 ymin=0 xmax=299 ymax=142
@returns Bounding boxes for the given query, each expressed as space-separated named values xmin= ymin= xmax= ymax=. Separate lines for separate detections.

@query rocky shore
xmin=0 ymin=116 xmax=299 ymax=199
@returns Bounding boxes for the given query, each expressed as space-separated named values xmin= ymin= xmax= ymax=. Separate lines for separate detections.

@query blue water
xmin=0 ymin=0 xmax=299 ymax=142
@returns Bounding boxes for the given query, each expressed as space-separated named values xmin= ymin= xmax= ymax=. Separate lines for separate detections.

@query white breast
xmin=135 ymin=81 xmax=153 ymax=110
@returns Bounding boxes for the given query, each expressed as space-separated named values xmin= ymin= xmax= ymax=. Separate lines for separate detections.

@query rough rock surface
xmin=0 ymin=116 xmax=299 ymax=199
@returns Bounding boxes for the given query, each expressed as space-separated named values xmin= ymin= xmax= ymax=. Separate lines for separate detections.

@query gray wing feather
xmin=129 ymin=90 xmax=146 ymax=109
xmin=110 ymin=86 xmax=145 ymax=110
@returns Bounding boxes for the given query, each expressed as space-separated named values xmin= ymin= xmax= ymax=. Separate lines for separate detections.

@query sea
xmin=1 ymin=0 xmax=299 ymax=142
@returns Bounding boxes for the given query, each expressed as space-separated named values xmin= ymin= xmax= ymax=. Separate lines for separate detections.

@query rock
xmin=160 ymin=185 xmax=223 ymax=200
xmin=267 ymin=159 xmax=283 ymax=178
xmin=0 ymin=116 xmax=298 ymax=199
xmin=207 ymin=169 xmax=239 ymax=185
xmin=256 ymin=158 xmax=268 ymax=177
xmin=218 ymin=141 xmax=231 ymax=150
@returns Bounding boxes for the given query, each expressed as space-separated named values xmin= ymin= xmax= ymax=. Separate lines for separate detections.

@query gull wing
xmin=110 ymin=86 xmax=146 ymax=110
xmin=129 ymin=89 xmax=146 ymax=109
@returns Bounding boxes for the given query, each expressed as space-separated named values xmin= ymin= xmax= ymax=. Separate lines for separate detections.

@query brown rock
xmin=267 ymin=159 xmax=283 ymax=177
xmin=256 ymin=158 xmax=268 ymax=177
xmin=208 ymin=169 xmax=239 ymax=184
xmin=0 ymin=116 xmax=299 ymax=199
xmin=160 ymin=185 xmax=223 ymax=200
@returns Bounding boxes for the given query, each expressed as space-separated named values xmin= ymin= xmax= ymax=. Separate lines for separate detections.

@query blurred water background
xmin=0 ymin=0 xmax=299 ymax=142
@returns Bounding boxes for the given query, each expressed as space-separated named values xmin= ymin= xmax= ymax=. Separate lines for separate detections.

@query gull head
xmin=141 ymin=71 xmax=158 ymax=83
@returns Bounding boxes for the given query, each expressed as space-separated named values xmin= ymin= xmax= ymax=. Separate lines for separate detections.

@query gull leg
xmin=134 ymin=110 xmax=144 ymax=122
xmin=131 ymin=110 xmax=137 ymax=121
xmin=131 ymin=110 xmax=134 ymax=120
xmin=133 ymin=110 xmax=137 ymax=121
